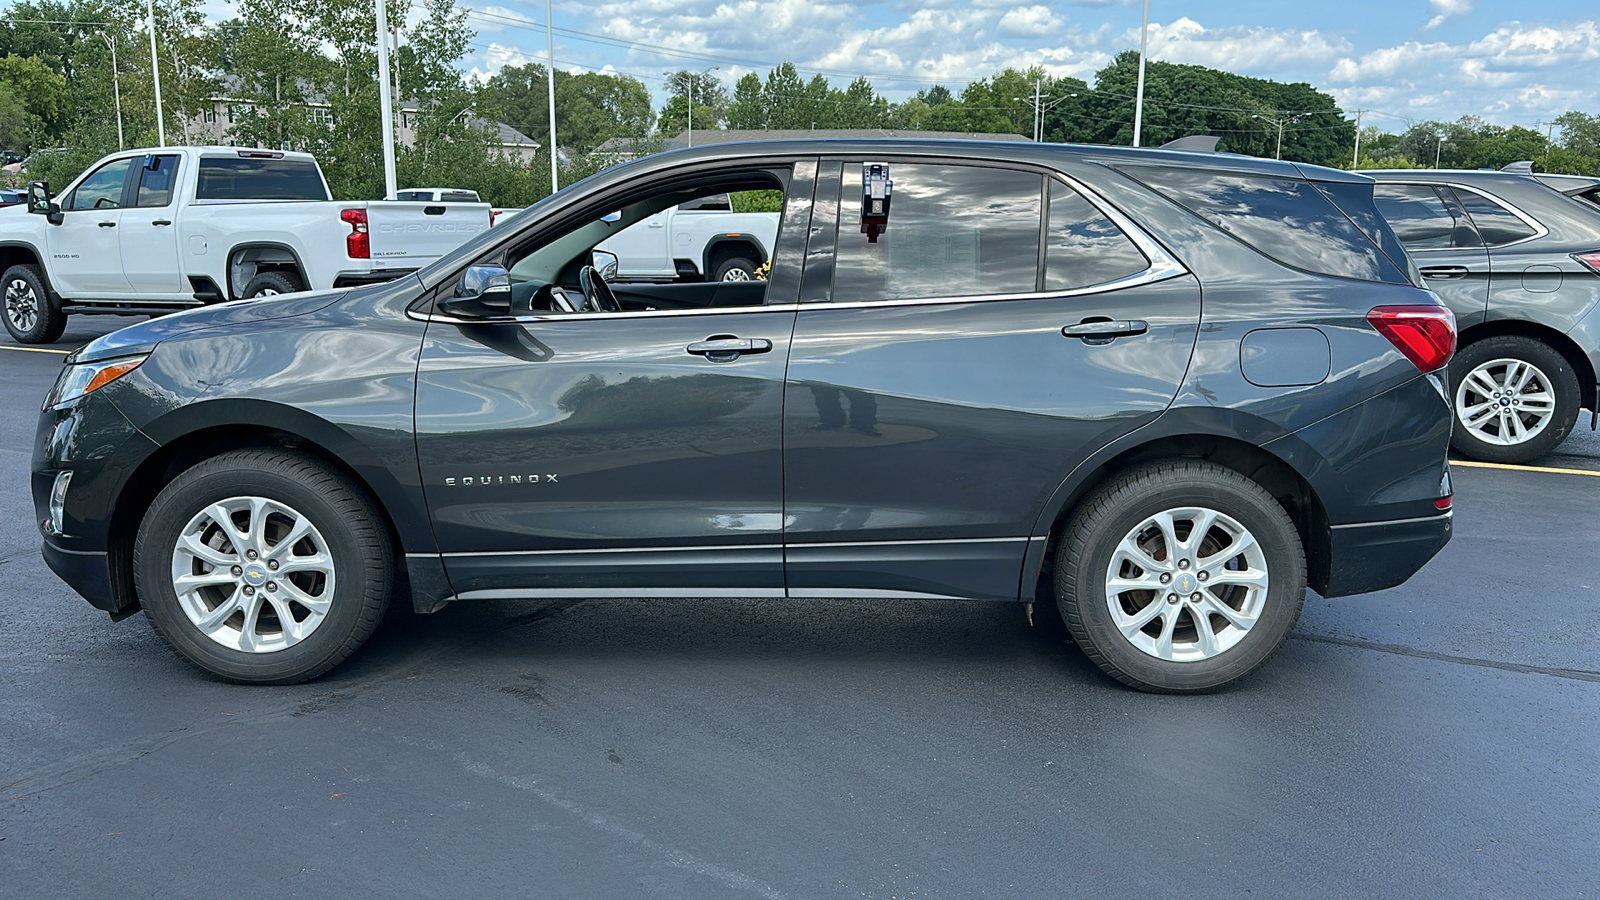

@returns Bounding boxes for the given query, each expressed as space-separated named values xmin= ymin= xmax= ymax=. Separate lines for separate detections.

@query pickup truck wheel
xmin=714 ymin=257 xmax=758 ymax=282
xmin=1448 ymin=335 xmax=1579 ymax=464
xmin=1053 ymin=461 xmax=1306 ymax=694
xmin=241 ymin=271 xmax=304 ymax=299
xmin=133 ymin=449 xmax=394 ymax=684
xmin=3 ymin=264 xmax=66 ymax=344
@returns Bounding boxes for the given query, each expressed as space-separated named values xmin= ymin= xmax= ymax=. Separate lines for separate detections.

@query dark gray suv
xmin=33 ymin=140 xmax=1455 ymax=693
xmin=1368 ymin=169 xmax=1600 ymax=462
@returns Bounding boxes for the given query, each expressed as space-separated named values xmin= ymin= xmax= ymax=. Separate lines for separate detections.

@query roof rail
xmin=1500 ymin=160 xmax=1535 ymax=175
xmin=1159 ymin=136 xmax=1221 ymax=152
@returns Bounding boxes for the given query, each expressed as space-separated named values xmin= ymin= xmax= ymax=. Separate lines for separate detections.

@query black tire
xmin=713 ymin=256 xmax=758 ymax=282
xmin=3 ymin=263 xmax=66 ymax=344
xmin=134 ymin=449 xmax=394 ymax=684
xmin=1053 ymin=461 xmax=1306 ymax=694
xmin=240 ymin=270 xmax=304 ymax=299
xmin=1447 ymin=335 xmax=1580 ymax=464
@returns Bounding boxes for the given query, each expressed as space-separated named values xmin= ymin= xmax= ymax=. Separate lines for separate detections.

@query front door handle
xmin=687 ymin=337 xmax=773 ymax=361
xmin=1421 ymin=265 xmax=1469 ymax=280
xmin=1062 ymin=318 xmax=1148 ymax=345
xmin=98 ymin=221 xmax=117 ymax=228
xmin=151 ymin=219 xmax=173 ymax=226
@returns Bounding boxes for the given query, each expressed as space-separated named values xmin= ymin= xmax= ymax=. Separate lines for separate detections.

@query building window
xmin=203 ymin=108 xmax=216 ymax=124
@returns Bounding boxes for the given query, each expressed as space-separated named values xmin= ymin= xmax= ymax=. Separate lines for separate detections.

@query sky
xmin=180 ymin=0 xmax=1600 ymax=134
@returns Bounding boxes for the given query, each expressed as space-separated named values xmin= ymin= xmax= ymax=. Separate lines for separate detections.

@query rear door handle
xmin=151 ymin=219 xmax=172 ymax=226
xmin=98 ymin=221 xmax=116 ymax=228
xmin=687 ymin=337 xmax=773 ymax=360
xmin=1421 ymin=265 xmax=1469 ymax=280
xmin=1061 ymin=319 xmax=1148 ymax=344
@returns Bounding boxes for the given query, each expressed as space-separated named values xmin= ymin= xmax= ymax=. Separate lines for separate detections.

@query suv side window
xmin=1373 ymin=184 xmax=1481 ymax=249
xmin=134 ymin=155 xmax=181 ymax=208
xmin=1452 ymin=190 xmax=1539 ymax=246
xmin=66 ymin=158 xmax=135 ymax=211
xmin=1122 ymin=165 xmax=1409 ymax=284
xmin=834 ymin=163 xmax=1041 ymax=301
xmin=1044 ymin=180 xmax=1148 ymax=290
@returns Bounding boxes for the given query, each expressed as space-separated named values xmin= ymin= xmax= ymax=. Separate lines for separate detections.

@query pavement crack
xmin=1294 ymin=633 xmax=1600 ymax=683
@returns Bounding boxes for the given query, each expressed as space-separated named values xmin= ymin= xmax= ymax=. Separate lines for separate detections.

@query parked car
xmin=394 ymin=187 xmax=482 ymax=202
xmin=0 ymin=189 xmax=25 ymax=207
xmin=33 ymin=139 xmax=1454 ymax=692
xmin=1535 ymin=172 xmax=1600 ymax=210
xmin=1 ymin=147 xmax=66 ymax=181
xmin=597 ymin=192 xmax=779 ymax=281
xmin=1366 ymin=167 xmax=1600 ymax=462
xmin=1 ymin=147 xmax=492 ymax=343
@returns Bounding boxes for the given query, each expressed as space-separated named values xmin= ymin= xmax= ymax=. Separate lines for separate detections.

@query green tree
xmin=725 ymin=72 xmax=765 ymax=129
xmin=658 ymin=69 xmax=726 ymax=134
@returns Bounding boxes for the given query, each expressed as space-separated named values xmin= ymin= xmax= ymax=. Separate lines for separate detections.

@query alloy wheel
xmin=169 ymin=496 xmax=336 ymax=653
xmin=720 ymin=268 xmax=751 ymax=282
xmin=5 ymin=278 xmax=38 ymax=332
xmin=1454 ymin=357 xmax=1556 ymax=446
xmin=1104 ymin=506 xmax=1270 ymax=662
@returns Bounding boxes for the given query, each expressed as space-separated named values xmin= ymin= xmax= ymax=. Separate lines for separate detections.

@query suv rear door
xmin=1373 ymin=182 xmax=1491 ymax=327
xmin=780 ymin=159 xmax=1201 ymax=601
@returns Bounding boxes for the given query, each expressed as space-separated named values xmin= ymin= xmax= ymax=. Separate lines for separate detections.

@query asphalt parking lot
xmin=3 ymin=319 xmax=1598 ymax=898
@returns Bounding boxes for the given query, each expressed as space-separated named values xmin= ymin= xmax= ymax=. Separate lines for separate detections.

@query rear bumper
xmin=1321 ymin=511 xmax=1452 ymax=598
xmin=332 ymin=269 xmax=417 ymax=289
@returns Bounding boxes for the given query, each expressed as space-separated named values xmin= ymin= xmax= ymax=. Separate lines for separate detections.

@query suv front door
xmin=413 ymin=163 xmax=814 ymax=599
xmin=781 ymin=160 xmax=1202 ymax=601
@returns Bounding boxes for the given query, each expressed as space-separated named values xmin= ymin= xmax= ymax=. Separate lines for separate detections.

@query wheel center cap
xmin=241 ymin=564 xmax=269 ymax=586
xmin=1174 ymin=572 xmax=1197 ymax=594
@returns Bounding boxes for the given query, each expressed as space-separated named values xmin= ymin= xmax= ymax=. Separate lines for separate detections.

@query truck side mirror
xmin=27 ymin=181 xmax=62 ymax=225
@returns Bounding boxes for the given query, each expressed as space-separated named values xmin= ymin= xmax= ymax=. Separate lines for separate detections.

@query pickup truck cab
xmin=597 ymin=193 xmax=779 ymax=281
xmin=1 ymin=147 xmax=491 ymax=343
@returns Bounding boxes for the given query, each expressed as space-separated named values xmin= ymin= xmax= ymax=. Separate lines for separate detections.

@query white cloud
xmin=1425 ymin=0 xmax=1472 ymax=31
xmin=997 ymin=6 xmax=1066 ymax=38
xmin=1137 ymin=17 xmax=1352 ymax=73
xmin=1329 ymin=41 xmax=1455 ymax=82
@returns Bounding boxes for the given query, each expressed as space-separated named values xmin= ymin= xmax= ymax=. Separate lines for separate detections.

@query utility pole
xmin=545 ymin=0 xmax=558 ymax=192
xmin=147 ymin=0 xmax=164 ymax=145
xmin=1132 ymin=0 xmax=1149 ymax=147
xmin=375 ymin=0 xmax=397 ymax=198
xmin=98 ymin=31 xmax=123 ymax=150
xmin=1033 ymin=78 xmax=1042 ymax=143
xmin=1351 ymin=108 xmax=1364 ymax=170
xmin=1435 ymin=136 xmax=1444 ymax=168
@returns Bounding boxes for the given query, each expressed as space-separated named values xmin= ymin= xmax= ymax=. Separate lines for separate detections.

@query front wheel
xmin=134 ymin=449 xmax=394 ymax=684
xmin=1448 ymin=335 xmax=1579 ymax=464
xmin=3 ymin=264 xmax=66 ymax=344
xmin=1051 ymin=461 xmax=1306 ymax=693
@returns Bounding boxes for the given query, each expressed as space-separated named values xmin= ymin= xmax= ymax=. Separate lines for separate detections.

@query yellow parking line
xmin=1452 ymin=460 xmax=1600 ymax=477
xmin=0 ymin=345 xmax=69 ymax=355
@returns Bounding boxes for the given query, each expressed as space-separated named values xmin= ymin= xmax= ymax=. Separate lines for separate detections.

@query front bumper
xmin=40 ymin=539 xmax=124 ymax=615
xmin=1321 ymin=511 xmax=1453 ymax=598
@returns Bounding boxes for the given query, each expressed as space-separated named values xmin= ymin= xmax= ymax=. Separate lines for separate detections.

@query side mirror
xmin=27 ymin=181 xmax=61 ymax=224
xmin=599 ymin=211 xmax=621 ymax=224
xmin=590 ymin=250 xmax=619 ymax=282
xmin=456 ymin=265 xmax=512 ymax=302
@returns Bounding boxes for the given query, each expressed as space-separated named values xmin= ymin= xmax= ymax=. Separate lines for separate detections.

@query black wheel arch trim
xmin=0 ymin=239 xmax=63 ymax=302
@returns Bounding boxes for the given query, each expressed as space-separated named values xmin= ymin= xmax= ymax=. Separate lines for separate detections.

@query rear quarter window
xmin=196 ymin=157 xmax=330 ymax=201
xmin=1119 ymin=165 xmax=1410 ymax=284
xmin=1452 ymin=189 xmax=1540 ymax=246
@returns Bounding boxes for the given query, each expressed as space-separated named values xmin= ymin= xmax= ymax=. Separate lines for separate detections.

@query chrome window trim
xmin=1441 ymin=183 xmax=1550 ymax=248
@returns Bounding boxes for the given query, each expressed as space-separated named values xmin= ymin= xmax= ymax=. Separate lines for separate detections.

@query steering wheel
xmin=578 ymin=265 xmax=621 ymax=313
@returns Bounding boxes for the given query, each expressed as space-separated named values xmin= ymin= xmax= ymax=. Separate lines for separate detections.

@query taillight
xmin=1367 ymin=305 xmax=1457 ymax=373
xmin=1573 ymin=251 xmax=1600 ymax=275
xmin=341 ymin=208 xmax=369 ymax=259
xmin=489 ymin=209 xmax=500 ymax=226
xmin=1434 ymin=496 xmax=1453 ymax=510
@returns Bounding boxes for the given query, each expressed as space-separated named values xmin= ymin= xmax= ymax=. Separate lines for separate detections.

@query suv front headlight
xmin=44 ymin=354 xmax=147 ymax=410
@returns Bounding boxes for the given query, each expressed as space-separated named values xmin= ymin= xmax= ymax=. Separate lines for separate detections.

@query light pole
xmin=1435 ymin=136 xmax=1445 ymax=168
xmin=1253 ymin=113 xmax=1305 ymax=159
xmin=1350 ymin=108 xmax=1364 ymax=169
xmin=375 ymin=0 xmax=397 ymax=198
xmin=98 ymin=31 xmax=124 ymax=150
xmin=1132 ymin=0 xmax=1149 ymax=147
xmin=147 ymin=0 xmax=164 ymax=145
xmin=688 ymin=65 xmax=717 ymax=148
xmin=545 ymin=0 xmax=557 ymax=191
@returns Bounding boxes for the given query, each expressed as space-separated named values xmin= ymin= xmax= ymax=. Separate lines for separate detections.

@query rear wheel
xmin=713 ymin=257 xmax=758 ymax=282
xmin=134 ymin=449 xmax=393 ymax=684
xmin=1448 ymin=335 xmax=1579 ymax=464
xmin=241 ymin=270 xmax=304 ymax=299
xmin=3 ymin=264 xmax=66 ymax=344
xmin=1051 ymin=461 xmax=1306 ymax=693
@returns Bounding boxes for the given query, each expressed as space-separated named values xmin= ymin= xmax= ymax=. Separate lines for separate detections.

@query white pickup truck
xmin=596 ymin=193 xmax=780 ymax=282
xmin=1 ymin=146 xmax=490 ymax=343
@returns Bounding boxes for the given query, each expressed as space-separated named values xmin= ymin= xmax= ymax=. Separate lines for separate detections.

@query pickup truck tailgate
xmin=366 ymin=201 xmax=492 ymax=266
